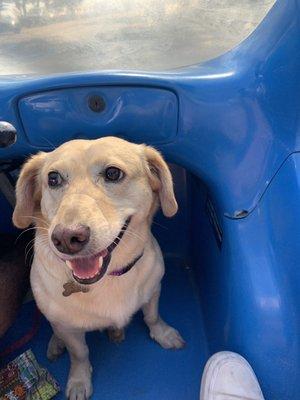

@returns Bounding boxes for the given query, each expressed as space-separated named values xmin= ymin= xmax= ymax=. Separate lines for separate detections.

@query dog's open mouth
xmin=65 ymin=217 xmax=131 ymax=285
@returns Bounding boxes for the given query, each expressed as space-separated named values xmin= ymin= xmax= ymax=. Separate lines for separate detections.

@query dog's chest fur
xmin=30 ymin=239 xmax=164 ymax=331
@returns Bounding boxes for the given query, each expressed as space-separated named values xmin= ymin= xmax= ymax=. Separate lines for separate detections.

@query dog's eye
xmin=104 ymin=167 xmax=124 ymax=182
xmin=48 ymin=171 xmax=63 ymax=188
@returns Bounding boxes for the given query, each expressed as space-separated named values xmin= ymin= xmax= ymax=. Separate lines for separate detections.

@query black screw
xmin=88 ymin=95 xmax=106 ymax=113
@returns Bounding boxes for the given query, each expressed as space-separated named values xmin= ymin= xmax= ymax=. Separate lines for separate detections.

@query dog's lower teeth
xmin=74 ymin=271 xmax=100 ymax=280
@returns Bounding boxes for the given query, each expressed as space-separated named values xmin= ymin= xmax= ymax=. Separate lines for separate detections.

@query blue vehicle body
xmin=0 ymin=1 xmax=299 ymax=399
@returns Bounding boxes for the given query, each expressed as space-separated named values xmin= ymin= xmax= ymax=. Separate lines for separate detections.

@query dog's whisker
xmin=112 ymin=236 xmax=132 ymax=253
xmin=24 ymin=238 xmax=36 ymax=255
xmin=151 ymin=220 xmax=168 ymax=230
xmin=37 ymin=234 xmax=50 ymax=243
xmin=122 ymin=233 xmax=143 ymax=245
xmin=36 ymin=234 xmax=49 ymax=245
xmin=14 ymin=227 xmax=38 ymax=244
xmin=122 ymin=229 xmax=145 ymax=242
xmin=25 ymin=243 xmax=36 ymax=263
xmin=15 ymin=225 xmax=49 ymax=243
xmin=27 ymin=236 xmax=49 ymax=263
xmin=20 ymin=215 xmax=50 ymax=227
xmin=29 ymin=252 xmax=35 ymax=267
xmin=35 ymin=228 xmax=49 ymax=234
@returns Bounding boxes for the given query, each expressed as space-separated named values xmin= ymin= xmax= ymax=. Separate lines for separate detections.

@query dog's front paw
xmin=47 ymin=334 xmax=65 ymax=361
xmin=150 ymin=324 xmax=186 ymax=349
xmin=66 ymin=379 xmax=93 ymax=400
xmin=66 ymin=361 xmax=93 ymax=399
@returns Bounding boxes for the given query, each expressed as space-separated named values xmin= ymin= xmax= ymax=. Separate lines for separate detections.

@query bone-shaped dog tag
xmin=62 ymin=281 xmax=89 ymax=297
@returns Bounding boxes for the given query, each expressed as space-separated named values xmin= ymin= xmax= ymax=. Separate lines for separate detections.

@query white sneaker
xmin=200 ymin=351 xmax=265 ymax=400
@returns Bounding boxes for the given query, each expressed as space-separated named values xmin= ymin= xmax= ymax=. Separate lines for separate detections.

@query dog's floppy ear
xmin=13 ymin=152 xmax=46 ymax=229
xmin=144 ymin=146 xmax=178 ymax=217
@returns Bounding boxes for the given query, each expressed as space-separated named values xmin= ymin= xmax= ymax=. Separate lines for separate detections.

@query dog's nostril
xmin=70 ymin=236 xmax=84 ymax=244
xmin=51 ymin=230 xmax=61 ymax=248
xmin=52 ymin=237 xmax=61 ymax=247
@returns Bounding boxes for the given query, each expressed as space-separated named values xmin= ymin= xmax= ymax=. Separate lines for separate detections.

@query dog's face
xmin=13 ymin=137 xmax=177 ymax=284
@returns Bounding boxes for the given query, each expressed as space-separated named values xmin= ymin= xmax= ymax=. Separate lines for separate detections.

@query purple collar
xmin=108 ymin=251 xmax=144 ymax=276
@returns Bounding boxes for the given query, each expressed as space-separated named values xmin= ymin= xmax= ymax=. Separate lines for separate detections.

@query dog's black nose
xmin=51 ymin=224 xmax=90 ymax=255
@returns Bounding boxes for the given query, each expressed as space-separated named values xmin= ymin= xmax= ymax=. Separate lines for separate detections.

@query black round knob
xmin=0 ymin=122 xmax=17 ymax=148
xmin=88 ymin=95 xmax=106 ymax=113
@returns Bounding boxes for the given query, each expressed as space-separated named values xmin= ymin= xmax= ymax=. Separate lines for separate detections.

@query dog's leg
xmin=107 ymin=327 xmax=125 ymax=344
xmin=142 ymin=288 xmax=185 ymax=349
xmin=52 ymin=324 xmax=92 ymax=400
xmin=47 ymin=333 xmax=66 ymax=361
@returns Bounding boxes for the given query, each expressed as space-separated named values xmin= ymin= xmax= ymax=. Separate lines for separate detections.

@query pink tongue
xmin=69 ymin=250 xmax=108 ymax=279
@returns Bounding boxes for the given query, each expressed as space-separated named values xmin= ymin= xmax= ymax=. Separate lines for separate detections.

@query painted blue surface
xmin=0 ymin=0 xmax=300 ymax=399
xmin=191 ymin=155 xmax=300 ymax=399
xmin=19 ymin=87 xmax=178 ymax=147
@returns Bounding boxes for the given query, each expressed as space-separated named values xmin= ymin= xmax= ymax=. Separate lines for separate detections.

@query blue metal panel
xmin=193 ymin=153 xmax=300 ymax=400
xmin=18 ymin=87 xmax=178 ymax=147
xmin=0 ymin=1 xmax=299 ymax=399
